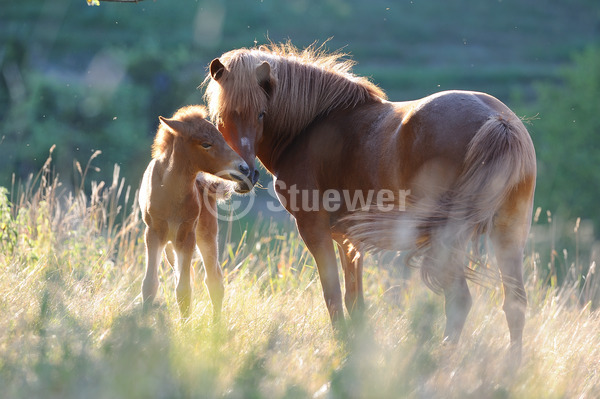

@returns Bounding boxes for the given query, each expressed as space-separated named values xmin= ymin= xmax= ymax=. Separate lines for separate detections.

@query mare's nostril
xmin=238 ymin=162 xmax=250 ymax=176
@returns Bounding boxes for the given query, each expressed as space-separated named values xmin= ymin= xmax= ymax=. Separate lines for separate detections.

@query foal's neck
xmin=159 ymin=142 xmax=198 ymax=192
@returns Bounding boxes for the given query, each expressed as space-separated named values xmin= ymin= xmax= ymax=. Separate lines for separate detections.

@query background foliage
xmin=2 ymin=0 xmax=599 ymax=233
xmin=525 ymin=47 xmax=600 ymax=224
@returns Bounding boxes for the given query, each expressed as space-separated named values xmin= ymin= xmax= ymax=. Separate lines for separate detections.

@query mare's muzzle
xmin=232 ymin=162 xmax=259 ymax=194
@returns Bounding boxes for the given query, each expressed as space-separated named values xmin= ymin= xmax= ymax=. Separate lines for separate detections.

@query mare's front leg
xmin=174 ymin=222 xmax=197 ymax=320
xmin=296 ymin=213 xmax=345 ymax=332
xmin=196 ymin=203 xmax=224 ymax=321
xmin=142 ymin=225 xmax=167 ymax=311
xmin=335 ymin=239 xmax=365 ymax=321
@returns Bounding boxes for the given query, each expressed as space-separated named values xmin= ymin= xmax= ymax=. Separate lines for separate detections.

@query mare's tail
xmin=345 ymin=114 xmax=536 ymax=291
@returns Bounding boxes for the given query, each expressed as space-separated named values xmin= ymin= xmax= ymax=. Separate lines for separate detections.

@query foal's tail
xmin=345 ymin=114 xmax=536 ymax=291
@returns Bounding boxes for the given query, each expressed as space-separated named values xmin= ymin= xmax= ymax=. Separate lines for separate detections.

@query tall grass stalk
xmin=0 ymin=153 xmax=599 ymax=398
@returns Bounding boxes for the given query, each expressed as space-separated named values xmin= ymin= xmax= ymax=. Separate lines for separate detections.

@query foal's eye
xmin=201 ymin=143 xmax=212 ymax=149
xmin=258 ymin=111 xmax=266 ymax=120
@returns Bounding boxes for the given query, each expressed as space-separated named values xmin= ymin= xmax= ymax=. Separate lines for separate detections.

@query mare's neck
xmin=257 ymin=98 xmax=386 ymax=175
xmin=256 ymin=131 xmax=283 ymax=174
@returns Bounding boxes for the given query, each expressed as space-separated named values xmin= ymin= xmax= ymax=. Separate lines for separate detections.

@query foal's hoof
xmin=142 ymin=300 xmax=165 ymax=316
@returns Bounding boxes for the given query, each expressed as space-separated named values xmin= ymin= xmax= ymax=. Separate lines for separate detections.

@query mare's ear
xmin=256 ymin=61 xmax=274 ymax=97
xmin=159 ymin=116 xmax=186 ymax=136
xmin=210 ymin=58 xmax=227 ymax=81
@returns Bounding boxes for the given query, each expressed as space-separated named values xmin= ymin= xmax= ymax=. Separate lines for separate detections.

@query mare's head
xmin=153 ymin=105 xmax=255 ymax=193
xmin=204 ymin=43 xmax=386 ymax=174
xmin=204 ymin=49 xmax=277 ymax=186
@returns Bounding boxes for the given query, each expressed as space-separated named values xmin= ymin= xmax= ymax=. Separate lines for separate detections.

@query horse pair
xmin=141 ymin=43 xmax=536 ymax=363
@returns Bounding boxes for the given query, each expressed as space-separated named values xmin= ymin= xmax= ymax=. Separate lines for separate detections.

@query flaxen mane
xmin=151 ymin=105 xmax=209 ymax=159
xmin=203 ymin=43 xmax=387 ymax=139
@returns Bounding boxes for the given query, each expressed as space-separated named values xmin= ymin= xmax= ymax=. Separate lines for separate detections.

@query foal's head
xmin=153 ymin=105 xmax=255 ymax=193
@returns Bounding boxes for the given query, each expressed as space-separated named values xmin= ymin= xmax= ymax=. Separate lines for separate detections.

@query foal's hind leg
xmin=196 ymin=208 xmax=224 ymax=321
xmin=142 ymin=226 xmax=166 ymax=311
xmin=490 ymin=179 xmax=534 ymax=364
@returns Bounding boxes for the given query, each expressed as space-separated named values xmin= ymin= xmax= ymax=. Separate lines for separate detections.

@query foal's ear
xmin=159 ymin=116 xmax=186 ymax=136
xmin=210 ymin=58 xmax=227 ymax=81
xmin=256 ymin=61 xmax=274 ymax=97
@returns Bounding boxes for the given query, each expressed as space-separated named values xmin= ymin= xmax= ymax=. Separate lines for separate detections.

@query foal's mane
xmin=204 ymin=43 xmax=387 ymax=139
xmin=151 ymin=105 xmax=208 ymax=159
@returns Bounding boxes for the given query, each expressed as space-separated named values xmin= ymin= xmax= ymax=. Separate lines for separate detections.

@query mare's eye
xmin=201 ymin=142 xmax=212 ymax=149
xmin=258 ymin=111 xmax=266 ymax=120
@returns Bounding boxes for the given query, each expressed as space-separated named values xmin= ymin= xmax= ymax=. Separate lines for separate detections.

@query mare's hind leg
xmin=442 ymin=270 xmax=472 ymax=343
xmin=335 ymin=239 xmax=365 ymax=321
xmin=444 ymin=276 xmax=473 ymax=343
xmin=428 ymin=243 xmax=472 ymax=343
xmin=490 ymin=179 xmax=534 ymax=364
xmin=142 ymin=226 xmax=166 ymax=311
xmin=196 ymin=206 xmax=224 ymax=321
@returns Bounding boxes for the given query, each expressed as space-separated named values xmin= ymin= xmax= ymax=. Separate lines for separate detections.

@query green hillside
xmin=1 ymin=0 xmax=599 ymax=227
xmin=4 ymin=0 xmax=598 ymax=99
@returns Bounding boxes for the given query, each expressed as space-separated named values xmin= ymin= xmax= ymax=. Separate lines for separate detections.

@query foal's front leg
xmin=196 ymin=208 xmax=224 ymax=321
xmin=175 ymin=224 xmax=196 ymax=320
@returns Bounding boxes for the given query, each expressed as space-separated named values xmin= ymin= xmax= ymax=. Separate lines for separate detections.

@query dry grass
xmin=0 ymin=152 xmax=599 ymax=398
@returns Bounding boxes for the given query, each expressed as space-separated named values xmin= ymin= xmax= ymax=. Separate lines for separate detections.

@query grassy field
xmin=1 ymin=154 xmax=599 ymax=399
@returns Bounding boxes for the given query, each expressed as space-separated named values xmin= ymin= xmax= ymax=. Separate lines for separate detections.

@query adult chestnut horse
xmin=204 ymin=43 xmax=536 ymax=360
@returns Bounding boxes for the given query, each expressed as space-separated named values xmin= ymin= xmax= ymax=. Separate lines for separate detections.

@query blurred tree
xmin=529 ymin=46 xmax=600 ymax=230
xmin=1 ymin=69 xmax=152 ymax=190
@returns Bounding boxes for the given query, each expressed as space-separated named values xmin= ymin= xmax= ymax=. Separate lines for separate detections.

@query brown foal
xmin=139 ymin=105 xmax=253 ymax=320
